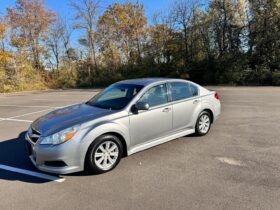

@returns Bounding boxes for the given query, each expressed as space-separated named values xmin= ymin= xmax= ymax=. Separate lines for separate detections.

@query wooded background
xmin=0 ymin=0 xmax=279 ymax=92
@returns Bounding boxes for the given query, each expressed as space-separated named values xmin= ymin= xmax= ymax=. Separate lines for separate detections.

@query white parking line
xmin=0 ymin=103 xmax=77 ymax=123
xmin=0 ymin=105 xmax=56 ymax=108
xmin=0 ymin=108 xmax=53 ymax=123
xmin=0 ymin=164 xmax=65 ymax=183
xmin=0 ymin=118 xmax=32 ymax=123
xmin=31 ymin=99 xmax=53 ymax=101
xmin=8 ymin=108 xmax=54 ymax=119
xmin=32 ymin=99 xmax=80 ymax=102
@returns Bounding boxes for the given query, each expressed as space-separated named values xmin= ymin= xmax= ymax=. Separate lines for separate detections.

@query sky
xmin=0 ymin=0 xmax=177 ymax=47
xmin=0 ymin=0 xmax=177 ymax=20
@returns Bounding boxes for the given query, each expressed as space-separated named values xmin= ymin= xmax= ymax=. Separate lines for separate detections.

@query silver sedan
xmin=25 ymin=78 xmax=221 ymax=174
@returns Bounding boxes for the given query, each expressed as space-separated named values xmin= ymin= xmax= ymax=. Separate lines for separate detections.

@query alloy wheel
xmin=198 ymin=114 xmax=210 ymax=134
xmin=94 ymin=141 xmax=119 ymax=170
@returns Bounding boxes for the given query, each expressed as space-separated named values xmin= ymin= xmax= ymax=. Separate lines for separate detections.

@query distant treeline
xmin=0 ymin=0 xmax=280 ymax=92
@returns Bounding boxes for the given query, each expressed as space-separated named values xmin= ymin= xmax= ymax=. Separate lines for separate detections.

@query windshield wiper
xmin=92 ymin=104 xmax=112 ymax=110
xmin=86 ymin=102 xmax=119 ymax=110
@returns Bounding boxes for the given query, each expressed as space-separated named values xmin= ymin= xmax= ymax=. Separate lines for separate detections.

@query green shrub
xmin=53 ymin=63 xmax=78 ymax=88
xmin=0 ymin=58 xmax=47 ymax=93
xmin=272 ymin=70 xmax=280 ymax=86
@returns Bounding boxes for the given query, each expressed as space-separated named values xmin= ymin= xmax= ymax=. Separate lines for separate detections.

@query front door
xmin=129 ymin=83 xmax=173 ymax=147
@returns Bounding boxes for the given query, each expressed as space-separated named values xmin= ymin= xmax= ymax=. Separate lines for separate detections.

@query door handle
xmin=162 ymin=107 xmax=171 ymax=112
xmin=193 ymin=100 xmax=199 ymax=104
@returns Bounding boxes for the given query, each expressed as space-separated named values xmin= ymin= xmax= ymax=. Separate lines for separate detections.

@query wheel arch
xmin=102 ymin=132 xmax=128 ymax=157
xmin=84 ymin=123 xmax=129 ymax=152
xmin=200 ymin=100 xmax=215 ymax=123
xmin=202 ymin=108 xmax=214 ymax=123
xmin=81 ymin=122 xmax=130 ymax=170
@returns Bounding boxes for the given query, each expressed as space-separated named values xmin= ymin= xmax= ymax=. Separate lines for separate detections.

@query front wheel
xmin=85 ymin=134 xmax=123 ymax=174
xmin=195 ymin=111 xmax=212 ymax=136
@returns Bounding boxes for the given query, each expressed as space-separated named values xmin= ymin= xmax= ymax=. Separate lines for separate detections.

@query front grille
xmin=32 ymin=126 xmax=40 ymax=135
xmin=28 ymin=126 xmax=41 ymax=144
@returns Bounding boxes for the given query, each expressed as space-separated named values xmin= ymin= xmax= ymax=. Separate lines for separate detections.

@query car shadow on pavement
xmin=0 ymin=132 xmax=54 ymax=184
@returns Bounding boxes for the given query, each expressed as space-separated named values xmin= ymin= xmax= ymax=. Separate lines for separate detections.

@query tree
xmin=0 ymin=19 xmax=7 ymax=52
xmin=208 ymin=0 xmax=247 ymax=57
xmin=47 ymin=17 xmax=73 ymax=71
xmin=7 ymin=0 xmax=55 ymax=69
xmin=47 ymin=19 xmax=64 ymax=70
xmin=70 ymin=0 xmax=102 ymax=74
xmin=0 ymin=19 xmax=10 ymax=64
xmin=61 ymin=19 xmax=73 ymax=60
xmin=170 ymin=0 xmax=200 ymax=68
xmin=97 ymin=2 xmax=147 ymax=66
xmin=146 ymin=13 xmax=174 ymax=66
xmin=0 ymin=0 xmax=279 ymax=91
xmin=191 ymin=9 xmax=212 ymax=61
xmin=248 ymin=0 xmax=280 ymax=67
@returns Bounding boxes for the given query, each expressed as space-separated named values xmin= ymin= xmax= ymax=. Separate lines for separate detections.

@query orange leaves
xmin=8 ymin=0 xmax=56 ymax=30
xmin=98 ymin=2 xmax=147 ymax=39
xmin=0 ymin=52 xmax=10 ymax=64
xmin=7 ymin=0 xmax=56 ymax=36
xmin=0 ymin=22 xmax=6 ymax=40
xmin=7 ymin=0 xmax=56 ymax=67
xmin=97 ymin=2 xmax=147 ymax=63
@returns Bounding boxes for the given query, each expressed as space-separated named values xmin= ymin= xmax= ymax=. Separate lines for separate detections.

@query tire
xmin=85 ymin=134 xmax=123 ymax=174
xmin=195 ymin=111 xmax=212 ymax=136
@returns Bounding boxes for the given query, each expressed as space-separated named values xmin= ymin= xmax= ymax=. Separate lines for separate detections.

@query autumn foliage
xmin=0 ymin=0 xmax=279 ymax=92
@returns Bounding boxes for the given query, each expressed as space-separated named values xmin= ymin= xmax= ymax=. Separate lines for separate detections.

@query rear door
xmin=170 ymin=82 xmax=200 ymax=131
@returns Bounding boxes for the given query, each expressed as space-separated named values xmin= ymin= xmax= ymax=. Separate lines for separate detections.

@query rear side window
xmin=170 ymin=82 xmax=192 ymax=101
xmin=189 ymin=84 xmax=199 ymax=96
xmin=138 ymin=84 xmax=168 ymax=107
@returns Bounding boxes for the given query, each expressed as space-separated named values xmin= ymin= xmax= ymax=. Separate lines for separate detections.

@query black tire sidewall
xmin=85 ymin=134 xmax=123 ymax=174
xmin=195 ymin=111 xmax=212 ymax=136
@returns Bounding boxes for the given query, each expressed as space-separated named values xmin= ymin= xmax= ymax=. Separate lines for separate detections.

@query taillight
xmin=214 ymin=92 xmax=219 ymax=100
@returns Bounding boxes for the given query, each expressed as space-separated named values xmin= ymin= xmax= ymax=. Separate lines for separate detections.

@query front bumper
xmin=25 ymin=133 xmax=84 ymax=174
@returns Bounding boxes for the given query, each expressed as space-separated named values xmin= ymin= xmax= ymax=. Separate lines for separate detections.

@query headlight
xmin=40 ymin=125 xmax=80 ymax=145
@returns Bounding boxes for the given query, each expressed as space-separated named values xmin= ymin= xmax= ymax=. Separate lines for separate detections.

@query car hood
xmin=32 ymin=103 xmax=115 ymax=136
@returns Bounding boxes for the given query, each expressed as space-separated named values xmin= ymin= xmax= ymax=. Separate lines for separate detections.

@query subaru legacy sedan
xmin=25 ymin=78 xmax=221 ymax=174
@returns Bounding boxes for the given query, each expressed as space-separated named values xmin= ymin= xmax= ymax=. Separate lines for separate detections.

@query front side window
xmin=87 ymin=84 xmax=143 ymax=110
xmin=170 ymin=82 xmax=192 ymax=101
xmin=138 ymin=84 xmax=168 ymax=107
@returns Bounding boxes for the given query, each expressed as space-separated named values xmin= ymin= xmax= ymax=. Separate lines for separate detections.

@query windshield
xmin=86 ymin=84 xmax=143 ymax=110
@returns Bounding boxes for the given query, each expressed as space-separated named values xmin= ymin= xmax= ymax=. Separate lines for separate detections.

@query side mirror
xmin=135 ymin=102 xmax=150 ymax=111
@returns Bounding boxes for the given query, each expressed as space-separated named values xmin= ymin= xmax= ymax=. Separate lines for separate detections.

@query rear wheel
xmin=195 ymin=111 xmax=211 ymax=136
xmin=85 ymin=134 xmax=123 ymax=174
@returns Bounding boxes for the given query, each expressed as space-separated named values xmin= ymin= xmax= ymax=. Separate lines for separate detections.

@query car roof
xmin=117 ymin=78 xmax=189 ymax=86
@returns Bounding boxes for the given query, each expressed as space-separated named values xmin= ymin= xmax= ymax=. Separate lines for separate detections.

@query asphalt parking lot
xmin=0 ymin=87 xmax=279 ymax=209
